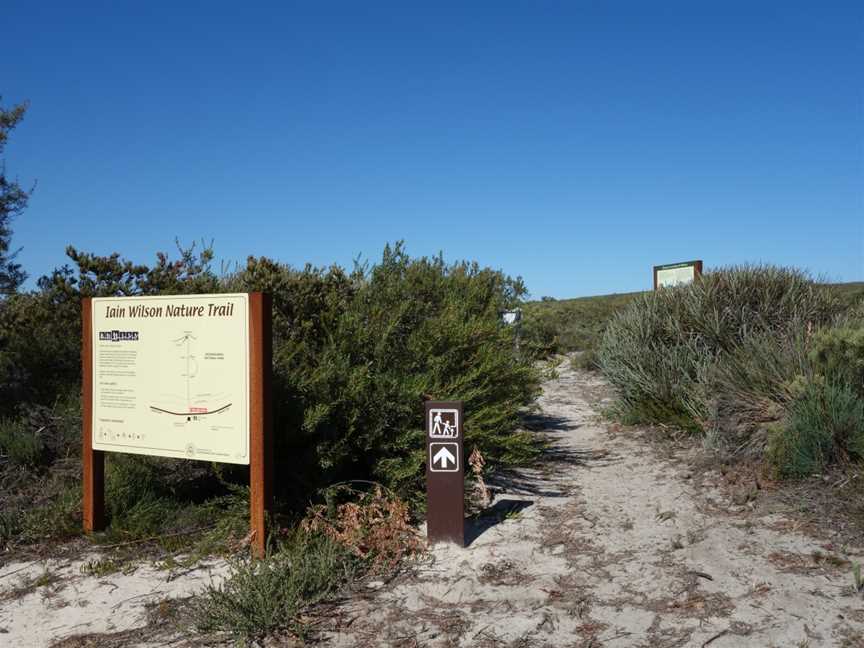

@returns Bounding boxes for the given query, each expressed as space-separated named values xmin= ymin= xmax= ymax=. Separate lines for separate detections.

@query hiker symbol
xmin=429 ymin=408 xmax=459 ymax=439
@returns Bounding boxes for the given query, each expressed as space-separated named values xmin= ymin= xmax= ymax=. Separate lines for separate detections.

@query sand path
xmin=323 ymin=363 xmax=864 ymax=647
xmin=2 ymin=363 xmax=862 ymax=647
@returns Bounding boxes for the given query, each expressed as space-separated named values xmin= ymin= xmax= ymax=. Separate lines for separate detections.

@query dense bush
xmin=598 ymin=264 xmax=864 ymax=478
xmin=598 ymin=265 xmax=840 ymax=430
xmin=702 ymin=328 xmax=813 ymax=452
xmin=228 ymin=243 xmax=541 ymax=509
xmin=767 ymin=378 xmax=864 ymax=477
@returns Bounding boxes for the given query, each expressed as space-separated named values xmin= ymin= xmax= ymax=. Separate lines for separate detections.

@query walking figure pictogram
xmin=430 ymin=409 xmax=458 ymax=438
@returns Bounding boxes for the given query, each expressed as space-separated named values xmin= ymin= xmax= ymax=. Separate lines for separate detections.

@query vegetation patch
xmin=191 ymin=531 xmax=356 ymax=643
xmin=193 ymin=484 xmax=424 ymax=644
xmin=301 ymin=482 xmax=424 ymax=573
xmin=1 ymin=240 xmax=541 ymax=557
xmin=522 ymin=291 xmax=642 ymax=359
xmin=597 ymin=264 xmax=864 ymax=483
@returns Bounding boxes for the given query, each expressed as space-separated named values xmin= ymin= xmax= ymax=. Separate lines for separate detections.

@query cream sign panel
xmin=91 ymin=294 xmax=250 ymax=464
xmin=656 ymin=264 xmax=696 ymax=288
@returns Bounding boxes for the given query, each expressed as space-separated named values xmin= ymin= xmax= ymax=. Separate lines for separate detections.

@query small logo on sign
xmin=429 ymin=409 xmax=458 ymax=439
xmin=99 ymin=330 xmax=140 ymax=342
xmin=430 ymin=442 xmax=459 ymax=472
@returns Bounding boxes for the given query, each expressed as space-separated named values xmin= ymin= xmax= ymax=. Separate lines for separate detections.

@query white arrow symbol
xmin=433 ymin=446 xmax=456 ymax=469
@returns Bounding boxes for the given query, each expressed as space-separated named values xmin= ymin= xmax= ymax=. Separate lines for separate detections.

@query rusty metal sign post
xmin=425 ymin=401 xmax=464 ymax=546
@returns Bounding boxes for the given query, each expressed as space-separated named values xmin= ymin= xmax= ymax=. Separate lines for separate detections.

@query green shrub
xmin=570 ymin=348 xmax=600 ymax=372
xmin=0 ymin=418 xmax=45 ymax=467
xmin=17 ymin=482 xmax=81 ymax=543
xmin=809 ymin=326 xmax=864 ymax=393
xmin=768 ymin=378 xmax=864 ymax=477
xmin=192 ymin=530 xmax=356 ymax=643
xmin=599 ymin=265 xmax=840 ymax=431
xmin=227 ymin=243 xmax=542 ymax=509
xmin=703 ymin=329 xmax=811 ymax=451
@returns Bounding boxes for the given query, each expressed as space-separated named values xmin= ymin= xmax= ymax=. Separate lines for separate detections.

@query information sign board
xmin=90 ymin=294 xmax=250 ymax=463
xmin=654 ymin=260 xmax=703 ymax=289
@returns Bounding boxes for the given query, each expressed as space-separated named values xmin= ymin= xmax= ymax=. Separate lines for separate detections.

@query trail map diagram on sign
xmin=149 ymin=332 xmax=233 ymax=419
xmin=429 ymin=408 xmax=459 ymax=438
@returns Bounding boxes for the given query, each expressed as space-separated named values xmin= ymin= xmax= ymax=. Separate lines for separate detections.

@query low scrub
xmin=767 ymin=378 xmax=864 ymax=477
xmin=599 ymin=264 xmax=864 ymax=478
xmin=193 ymin=484 xmax=423 ymax=643
xmin=522 ymin=291 xmax=641 ymax=358
xmin=192 ymin=530 xmax=357 ymax=643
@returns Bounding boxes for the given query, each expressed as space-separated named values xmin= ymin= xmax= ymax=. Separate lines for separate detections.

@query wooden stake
xmin=81 ymin=297 xmax=105 ymax=532
xmin=248 ymin=292 xmax=273 ymax=558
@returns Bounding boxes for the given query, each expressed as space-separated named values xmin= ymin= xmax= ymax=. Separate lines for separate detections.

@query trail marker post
xmin=653 ymin=260 xmax=703 ymax=290
xmin=81 ymin=292 xmax=273 ymax=557
xmin=425 ymin=401 xmax=464 ymax=546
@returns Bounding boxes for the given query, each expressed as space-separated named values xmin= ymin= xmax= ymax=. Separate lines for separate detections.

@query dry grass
xmin=302 ymin=484 xmax=425 ymax=573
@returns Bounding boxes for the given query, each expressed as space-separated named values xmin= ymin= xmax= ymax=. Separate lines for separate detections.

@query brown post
xmin=248 ymin=292 xmax=273 ymax=558
xmin=81 ymin=297 xmax=106 ymax=532
xmin=425 ymin=401 xmax=464 ymax=546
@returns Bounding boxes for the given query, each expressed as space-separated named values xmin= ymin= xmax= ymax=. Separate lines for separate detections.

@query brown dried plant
xmin=301 ymin=483 xmax=424 ymax=573
xmin=469 ymin=447 xmax=492 ymax=508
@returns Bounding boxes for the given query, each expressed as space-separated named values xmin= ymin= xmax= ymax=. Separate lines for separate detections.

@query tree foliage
xmin=0 ymin=97 xmax=30 ymax=294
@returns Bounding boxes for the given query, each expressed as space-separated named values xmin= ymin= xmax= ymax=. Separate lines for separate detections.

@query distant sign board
xmin=425 ymin=401 xmax=464 ymax=546
xmin=654 ymin=260 xmax=703 ymax=290
xmin=501 ymin=310 xmax=522 ymax=325
xmin=90 ymin=294 xmax=250 ymax=464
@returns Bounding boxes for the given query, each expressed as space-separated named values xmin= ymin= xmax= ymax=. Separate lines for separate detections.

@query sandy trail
xmin=2 ymin=364 xmax=862 ymax=647
xmin=323 ymin=363 xmax=864 ymax=647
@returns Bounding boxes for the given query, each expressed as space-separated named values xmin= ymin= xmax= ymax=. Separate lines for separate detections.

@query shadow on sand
xmin=461 ymin=410 xmax=623 ymax=545
xmin=482 ymin=412 xmax=622 ymax=499
xmin=465 ymin=498 xmax=534 ymax=547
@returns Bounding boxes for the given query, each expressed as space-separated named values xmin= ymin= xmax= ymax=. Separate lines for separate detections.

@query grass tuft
xmin=191 ymin=530 xmax=356 ymax=643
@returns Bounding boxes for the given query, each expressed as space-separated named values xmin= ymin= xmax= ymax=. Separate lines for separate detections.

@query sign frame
xmin=425 ymin=400 xmax=464 ymax=546
xmin=653 ymin=260 xmax=703 ymax=290
xmin=81 ymin=292 xmax=273 ymax=557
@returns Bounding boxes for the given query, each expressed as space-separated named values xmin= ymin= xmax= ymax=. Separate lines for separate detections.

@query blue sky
xmin=2 ymin=1 xmax=862 ymax=298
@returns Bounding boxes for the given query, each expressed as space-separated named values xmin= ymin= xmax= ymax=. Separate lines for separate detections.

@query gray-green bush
xmin=598 ymin=264 xmax=840 ymax=432
xmin=192 ymin=531 xmax=356 ymax=643
xmin=768 ymin=378 xmax=864 ymax=477
xmin=598 ymin=264 xmax=864 ymax=478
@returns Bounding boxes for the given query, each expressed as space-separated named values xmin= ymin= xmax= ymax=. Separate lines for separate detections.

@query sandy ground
xmin=2 ymin=363 xmax=863 ymax=647
xmin=322 ymin=363 xmax=864 ymax=647
xmin=0 ymin=551 xmax=229 ymax=647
